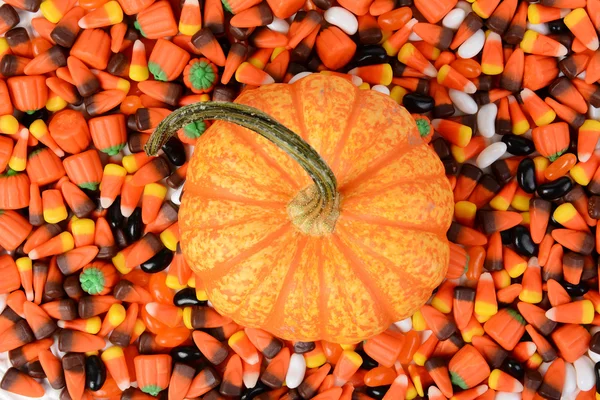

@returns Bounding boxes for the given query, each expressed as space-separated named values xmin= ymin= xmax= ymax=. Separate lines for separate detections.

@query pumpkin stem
xmin=145 ymin=101 xmax=340 ymax=233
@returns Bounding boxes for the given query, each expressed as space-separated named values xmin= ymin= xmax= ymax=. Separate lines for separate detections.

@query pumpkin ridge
xmin=340 ymin=210 xmax=449 ymax=238
xmin=341 ymin=172 xmax=444 ymax=199
xmin=227 ymin=120 xmax=300 ymax=191
xmin=330 ymin=234 xmax=395 ymax=330
xmin=183 ymin=184 xmax=288 ymax=208
xmin=224 ymin=233 xmax=304 ymax=323
xmin=327 ymin=89 xmax=362 ymax=173
xmin=334 ymin=224 xmax=430 ymax=293
xmin=261 ymin=236 xmax=309 ymax=330
xmin=338 ymin=137 xmax=425 ymax=192
xmin=182 ymin=214 xmax=284 ymax=231
xmin=203 ymin=223 xmax=292 ymax=280
xmin=316 ymin=240 xmax=328 ymax=340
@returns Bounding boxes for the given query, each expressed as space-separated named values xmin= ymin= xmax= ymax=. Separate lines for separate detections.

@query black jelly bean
xmin=595 ymin=362 xmax=600 ymax=393
xmin=561 ymin=280 xmax=588 ymax=297
xmin=19 ymin=108 xmax=48 ymax=128
xmin=356 ymin=349 xmax=378 ymax=370
xmin=443 ymin=158 xmax=458 ymax=175
xmin=140 ymin=248 xmax=174 ymax=273
xmin=501 ymin=135 xmax=535 ymax=156
xmin=431 ymin=138 xmax=451 ymax=160
xmin=517 ymin=158 xmax=536 ymax=194
xmin=402 ymin=93 xmax=434 ymax=114
xmin=125 ymin=207 xmax=143 ymax=244
xmin=85 ymin=355 xmax=106 ymax=392
xmin=174 ymin=287 xmax=205 ymax=307
xmin=170 ymin=346 xmax=203 ymax=364
xmin=500 ymin=229 xmax=513 ymax=245
xmin=548 ymin=19 xmax=568 ymax=34
xmin=348 ymin=45 xmax=387 ymax=69
xmin=241 ymin=382 xmax=270 ymax=400
xmin=501 ymin=357 xmax=525 ymax=381
xmin=519 ymin=330 xmax=533 ymax=343
xmin=365 ymin=385 xmax=391 ymax=400
xmin=107 ymin=196 xmax=124 ymax=229
xmin=537 ymin=177 xmax=573 ymax=200
xmin=292 ymin=341 xmax=315 ymax=354
xmin=590 ymin=332 xmax=600 ymax=354
xmin=162 ymin=137 xmax=186 ymax=167
xmin=113 ymin=228 xmax=128 ymax=249
xmin=512 ymin=225 xmax=538 ymax=257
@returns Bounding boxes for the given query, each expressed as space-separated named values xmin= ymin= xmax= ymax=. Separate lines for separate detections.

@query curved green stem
xmin=145 ymin=102 xmax=339 ymax=215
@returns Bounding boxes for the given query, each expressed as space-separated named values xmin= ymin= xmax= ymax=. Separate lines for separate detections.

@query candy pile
xmin=1 ymin=0 xmax=600 ymax=398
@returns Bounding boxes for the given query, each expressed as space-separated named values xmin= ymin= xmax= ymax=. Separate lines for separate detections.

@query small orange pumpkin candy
xmin=146 ymin=74 xmax=454 ymax=343
xmin=0 ymin=169 xmax=30 ymax=209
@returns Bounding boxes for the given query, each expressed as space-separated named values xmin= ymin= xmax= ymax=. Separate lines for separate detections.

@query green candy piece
xmin=187 ymin=60 xmax=216 ymax=92
xmin=79 ymin=267 xmax=106 ymax=295
xmin=183 ymin=120 xmax=207 ymax=139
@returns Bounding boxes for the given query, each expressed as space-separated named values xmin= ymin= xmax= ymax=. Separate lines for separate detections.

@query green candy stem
xmin=187 ymin=60 xmax=217 ymax=91
xmin=415 ymin=118 xmax=431 ymax=138
xmin=80 ymin=267 xmax=106 ymax=295
xmin=183 ymin=120 xmax=207 ymax=139
xmin=141 ymin=385 xmax=163 ymax=397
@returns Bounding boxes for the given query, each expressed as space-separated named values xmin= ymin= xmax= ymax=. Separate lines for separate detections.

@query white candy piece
xmin=477 ymin=103 xmax=498 ymax=137
xmin=372 ymin=85 xmax=390 ymax=95
xmin=590 ymin=326 xmax=600 ymax=336
xmin=526 ymin=22 xmax=550 ymax=35
xmin=267 ymin=17 xmax=289 ymax=34
xmin=495 ymin=392 xmax=521 ymax=400
xmin=562 ymin=390 xmax=580 ymax=400
xmin=171 ymin=184 xmax=183 ymax=205
xmin=573 ymin=356 xmax=595 ymax=391
xmin=458 ymin=29 xmax=485 ymax=59
xmin=538 ymin=361 xmax=553 ymax=376
xmin=443 ymin=8 xmax=466 ymax=30
xmin=394 ymin=317 xmax=412 ymax=332
xmin=324 ymin=7 xmax=358 ymax=35
xmin=285 ymin=353 xmax=306 ymax=389
xmin=419 ymin=330 xmax=433 ymax=343
xmin=349 ymin=75 xmax=363 ymax=86
xmin=0 ymin=293 xmax=6 ymax=314
xmin=288 ymin=72 xmax=312 ymax=84
xmin=476 ymin=142 xmax=507 ymax=169
xmin=589 ymin=105 xmax=600 ymax=121
xmin=449 ymin=89 xmax=478 ymax=114
xmin=243 ymin=366 xmax=260 ymax=389
xmin=588 ymin=349 xmax=600 ymax=363
xmin=563 ymin=363 xmax=577 ymax=398
xmin=408 ymin=32 xmax=423 ymax=41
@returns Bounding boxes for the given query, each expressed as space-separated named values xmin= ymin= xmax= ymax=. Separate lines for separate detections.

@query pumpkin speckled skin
xmin=179 ymin=75 xmax=454 ymax=343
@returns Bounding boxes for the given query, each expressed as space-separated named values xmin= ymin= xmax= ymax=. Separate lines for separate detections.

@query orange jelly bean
xmin=397 ymin=330 xmax=420 ymax=364
xmin=450 ymin=58 xmax=482 ymax=78
xmin=545 ymin=153 xmax=577 ymax=181
xmin=466 ymin=245 xmax=486 ymax=282
xmin=155 ymin=326 xmax=191 ymax=347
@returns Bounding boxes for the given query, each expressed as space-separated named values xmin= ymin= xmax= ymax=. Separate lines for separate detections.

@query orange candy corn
xmin=1 ymin=367 xmax=45 ymax=398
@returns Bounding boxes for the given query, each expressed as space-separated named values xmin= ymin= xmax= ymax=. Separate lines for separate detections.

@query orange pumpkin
xmin=0 ymin=170 xmax=30 ymax=209
xmin=145 ymin=75 xmax=453 ymax=342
